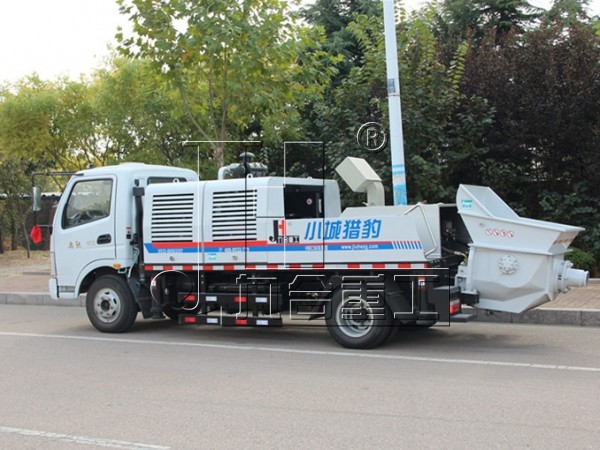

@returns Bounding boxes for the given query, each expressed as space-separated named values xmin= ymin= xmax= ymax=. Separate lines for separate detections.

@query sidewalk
xmin=1 ymin=270 xmax=599 ymax=326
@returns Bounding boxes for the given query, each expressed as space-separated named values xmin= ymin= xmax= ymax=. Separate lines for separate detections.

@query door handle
xmin=97 ymin=234 xmax=112 ymax=245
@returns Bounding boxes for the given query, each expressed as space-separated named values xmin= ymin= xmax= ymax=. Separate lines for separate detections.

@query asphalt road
xmin=1 ymin=305 xmax=599 ymax=449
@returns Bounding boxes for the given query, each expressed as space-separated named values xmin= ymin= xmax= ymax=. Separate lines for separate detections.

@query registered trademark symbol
xmin=356 ymin=122 xmax=388 ymax=153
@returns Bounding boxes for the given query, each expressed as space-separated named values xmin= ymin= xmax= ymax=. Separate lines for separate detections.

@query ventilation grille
xmin=212 ymin=190 xmax=257 ymax=241
xmin=151 ymin=193 xmax=194 ymax=242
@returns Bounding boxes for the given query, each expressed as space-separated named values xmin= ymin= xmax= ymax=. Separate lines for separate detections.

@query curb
xmin=0 ymin=292 xmax=84 ymax=307
xmin=1 ymin=292 xmax=599 ymax=327
xmin=463 ymin=306 xmax=600 ymax=327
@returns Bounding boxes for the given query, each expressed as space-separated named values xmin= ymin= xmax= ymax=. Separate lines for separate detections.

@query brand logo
xmin=356 ymin=122 xmax=387 ymax=153
xmin=269 ymin=219 xmax=299 ymax=243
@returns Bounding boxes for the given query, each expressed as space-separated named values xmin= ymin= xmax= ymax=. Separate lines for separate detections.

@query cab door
xmin=52 ymin=176 xmax=116 ymax=298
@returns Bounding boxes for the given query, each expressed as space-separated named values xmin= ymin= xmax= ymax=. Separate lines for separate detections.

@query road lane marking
xmin=1 ymin=331 xmax=600 ymax=372
xmin=0 ymin=426 xmax=169 ymax=449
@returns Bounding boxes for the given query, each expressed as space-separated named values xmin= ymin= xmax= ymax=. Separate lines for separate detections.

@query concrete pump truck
xmin=39 ymin=153 xmax=588 ymax=348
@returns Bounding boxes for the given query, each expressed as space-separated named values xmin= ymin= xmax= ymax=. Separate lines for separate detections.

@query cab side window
xmin=62 ymin=179 xmax=112 ymax=229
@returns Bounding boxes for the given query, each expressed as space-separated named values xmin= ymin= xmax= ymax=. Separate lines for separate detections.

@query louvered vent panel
xmin=151 ymin=193 xmax=194 ymax=242
xmin=212 ymin=190 xmax=257 ymax=241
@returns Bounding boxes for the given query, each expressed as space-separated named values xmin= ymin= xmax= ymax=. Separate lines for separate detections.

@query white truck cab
xmin=48 ymin=163 xmax=198 ymax=300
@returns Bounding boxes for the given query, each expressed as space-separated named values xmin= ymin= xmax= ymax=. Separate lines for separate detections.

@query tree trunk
xmin=10 ymin=219 xmax=17 ymax=251
xmin=21 ymin=222 xmax=31 ymax=258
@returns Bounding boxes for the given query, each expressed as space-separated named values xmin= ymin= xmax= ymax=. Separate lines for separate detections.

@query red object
xmin=449 ymin=299 xmax=461 ymax=315
xmin=30 ymin=225 xmax=42 ymax=244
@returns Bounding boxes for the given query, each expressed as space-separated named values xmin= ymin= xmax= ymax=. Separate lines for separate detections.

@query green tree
xmin=0 ymin=155 xmax=35 ymax=255
xmin=460 ymin=12 xmax=600 ymax=261
xmin=547 ymin=0 xmax=593 ymax=25
xmin=91 ymin=58 xmax=206 ymax=172
xmin=0 ymin=77 xmax=112 ymax=170
xmin=436 ymin=0 xmax=541 ymax=45
xmin=302 ymin=0 xmax=380 ymax=82
xmin=301 ymin=4 xmax=493 ymax=205
xmin=117 ymin=0 xmax=335 ymax=167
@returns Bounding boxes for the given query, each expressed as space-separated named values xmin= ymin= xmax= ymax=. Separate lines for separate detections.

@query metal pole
xmin=383 ymin=0 xmax=407 ymax=205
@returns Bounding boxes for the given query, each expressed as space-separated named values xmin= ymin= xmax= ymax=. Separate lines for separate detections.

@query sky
xmin=0 ymin=0 xmax=598 ymax=84
xmin=0 ymin=0 xmax=128 ymax=83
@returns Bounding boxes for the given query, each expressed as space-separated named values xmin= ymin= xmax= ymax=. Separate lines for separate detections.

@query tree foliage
xmin=0 ymin=77 xmax=95 ymax=170
xmin=116 ymin=0 xmax=337 ymax=166
xmin=436 ymin=0 xmax=542 ymax=45
xmin=0 ymin=155 xmax=36 ymax=253
xmin=302 ymin=2 xmax=493 ymax=204
xmin=91 ymin=58 xmax=204 ymax=171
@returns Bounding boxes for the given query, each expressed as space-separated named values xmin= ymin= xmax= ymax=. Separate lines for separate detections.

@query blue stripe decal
xmin=144 ymin=244 xmax=201 ymax=254
xmin=145 ymin=242 xmax=419 ymax=254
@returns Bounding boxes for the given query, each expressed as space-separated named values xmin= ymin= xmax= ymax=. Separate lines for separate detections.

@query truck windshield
xmin=62 ymin=179 xmax=113 ymax=229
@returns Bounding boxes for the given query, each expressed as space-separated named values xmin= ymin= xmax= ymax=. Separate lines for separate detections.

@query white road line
xmin=1 ymin=331 xmax=600 ymax=373
xmin=0 ymin=426 xmax=169 ymax=449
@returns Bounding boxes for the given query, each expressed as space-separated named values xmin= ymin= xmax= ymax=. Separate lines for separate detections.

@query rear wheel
xmin=326 ymin=289 xmax=394 ymax=349
xmin=86 ymin=275 xmax=137 ymax=333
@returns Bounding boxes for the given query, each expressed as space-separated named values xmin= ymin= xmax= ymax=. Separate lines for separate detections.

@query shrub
xmin=566 ymin=247 xmax=597 ymax=278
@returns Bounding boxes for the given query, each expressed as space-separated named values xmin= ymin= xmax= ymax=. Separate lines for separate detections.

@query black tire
xmin=86 ymin=275 xmax=138 ymax=333
xmin=326 ymin=289 xmax=394 ymax=349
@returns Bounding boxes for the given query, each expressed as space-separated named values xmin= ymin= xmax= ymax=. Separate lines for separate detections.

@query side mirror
xmin=32 ymin=186 xmax=42 ymax=212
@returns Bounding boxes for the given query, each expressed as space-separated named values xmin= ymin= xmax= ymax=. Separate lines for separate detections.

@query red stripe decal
xmin=163 ymin=265 xmax=173 ymax=270
xmin=348 ymin=263 xmax=360 ymax=269
xmin=235 ymin=319 xmax=247 ymax=326
xmin=373 ymin=263 xmax=386 ymax=269
xmin=224 ymin=265 xmax=235 ymax=271
xmin=150 ymin=242 xmax=201 ymax=248
xmin=246 ymin=265 xmax=256 ymax=270
xmin=398 ymin=263 xmax=411 ymax=268
xmin=267 ymin=264 xmax=278 ymax=270
xmin=183 ymin=317 xmax=196 ymax=324
xmin=203 ymin=240 xmax=269 ymax=248
xmin=234 ymin=296 xmax=247 ymax=303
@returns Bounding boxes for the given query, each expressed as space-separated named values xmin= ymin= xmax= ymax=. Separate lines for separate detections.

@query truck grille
xmin=151 ymin=193 xmax=194 ymax=242
xmin=212 ymin=190 xmax=257 ymax=241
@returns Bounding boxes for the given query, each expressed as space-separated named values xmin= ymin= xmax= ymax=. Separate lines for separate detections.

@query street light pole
xmin=382 ymin=0 xmax=407 ymax=205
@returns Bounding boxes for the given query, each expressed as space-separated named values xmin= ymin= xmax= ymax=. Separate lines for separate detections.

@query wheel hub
xmin=337 ymin=298 xmax=374 ymax=338
xmin=93 ymin=289 xmax=121 ymax=324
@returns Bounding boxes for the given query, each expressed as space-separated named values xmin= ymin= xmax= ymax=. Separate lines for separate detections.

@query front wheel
xmin=326 ymin=289 xmax=394 ymax=349
xmin=86 ymin=275 xmax=138 ymax=333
